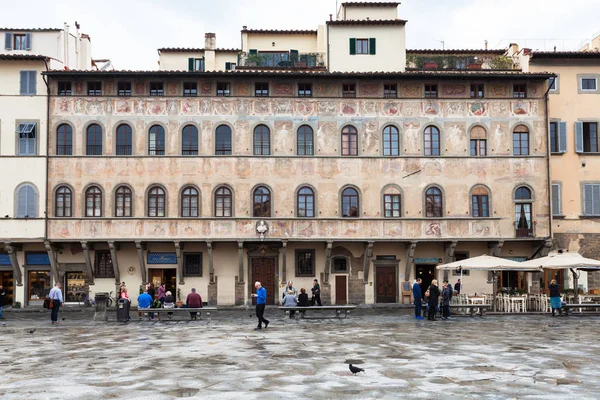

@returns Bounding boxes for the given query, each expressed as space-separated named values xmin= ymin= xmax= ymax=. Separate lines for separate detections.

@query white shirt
xmin=48 ymin=287 xmax=64 ymax=303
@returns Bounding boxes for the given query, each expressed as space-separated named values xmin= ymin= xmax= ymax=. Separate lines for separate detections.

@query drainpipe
xmin=43 ymin=59 xmax=50 ymax=243
xmin=544 ymin=77 xmax=554 ymax=242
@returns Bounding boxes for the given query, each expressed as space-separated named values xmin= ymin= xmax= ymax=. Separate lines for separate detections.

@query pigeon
xmin=28 ymin=329 xmax=36 ymax=334
xmin=349 ymin=364 xmax=365 ymax=375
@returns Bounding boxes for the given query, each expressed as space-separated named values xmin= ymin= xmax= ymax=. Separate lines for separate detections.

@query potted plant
xmin=176 ymin=288 xmax=183 ymax=307
xmin=245 ymin=53 xmax=264 ymax=67
xmin=424 ymin=62 xmax=438 ymax=69
xmin=467 ymin=62 xmax=483 ymax=70
xmin=13 ymin=302 xmax=21 ymax=309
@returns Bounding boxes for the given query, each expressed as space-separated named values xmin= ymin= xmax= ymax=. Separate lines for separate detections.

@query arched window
xmin=297 ymin=186 xmax=315 ymax=217
xmin=383 ymin=186 xmax=402 ymax=218
xmin=148 ymin=125 xmax=165 ymax=155
xmin=215 ymin=125 xmax=232 ymax=155
xmin=56 ymin=124 xmax=73 ymax=155
xmin=116 ymin=124 xmax=133 ymax=155
xmin=471 ymin=187 xmax=490 ymax=217
xmin=513 ymin=125 xmax=530 ymax=156
xmin=341 ymin=125 xmax=358 ymax=156
xmin=341 ymin=187 xmax=359 ymax=217
xmin=425 ymin=187 xmax=443 ymax=217
xmin=55 ymin=186 xmax=72 ymax=217
xmin=115 ymin=186 xmax=132 ymax=217
xmin=85 ymin=186 xmax=102 ymax=217
xmin=148 ymin=186 xmax=166 ymax=217
xmin=382 ymin=125 xmax=399 ymax=156
xmin=16 ymin=184 xmax=36 ymax=218
xmin=86 ymin=124 xmax=102 ymax=155
xmin=182 ymin=125 xmax=198 ymax=155
xmin=253 ymin=125 xmax=270 ymax=155
xmin=297 ymin=125 xmax=314 ymax=156
xmin=253 ymin=186 xmax=271 ymax=217
xmin=181 ymin=186 xmax=199 ymax=217
xmin=424 ymin=126 xmax=440 ymax=156
xmin=470 ymin=125 xmax=487 ymax=156
xmin=215 ymin=186 xmax=232 ymax=217
xmin=515 ymin=186 xmax=533 ymax=237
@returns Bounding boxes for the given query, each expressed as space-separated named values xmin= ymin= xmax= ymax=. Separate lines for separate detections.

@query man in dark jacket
xmin=311 ymin=279 xmax=322 ymax=306
xmin=186 ymin=288 xmax=203 ymax=320
xmin=0 ymin=284 xmax=6 ymax=319
xmin=412 ymin=278 xmax=424 ymax=319
xmin=427 ymin=280 xmax=441 ymax=321
xmin=441 ymin=281 xmax=451 ymax=320
xmin=454 ymin=279 xmax=462 ymax=294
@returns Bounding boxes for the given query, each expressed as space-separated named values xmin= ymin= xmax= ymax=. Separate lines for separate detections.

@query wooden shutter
xmin=369 ymin=38 xmax=376 ymax=55
xmin=201 ymin=56 xmax=205 ymax=71
xmin=17 ymin=186 xmax=35 ymax=218
xmin=4 ymin=33 xmax=12 ymax=50
xmin=349 ymin=38 xmax=356 ymax=55
xmin=551 ymin=184 xmax=560 ymax=216
xmin=20 ymin=71 xmax=28 ymax=95
xmin=575 ymin=122 xmax=583 ymax=153
xmin=26 ymin=186 xmax=36 ymax=217
xmin=25 ymin=32 xmax=32 ymax=50
xmin=290 ymin=49 xmax=299 ymax=63
xmin=28 ymin=71 xmax=36 ymax=94
xmin=584 ymin=184 xmax=600 ymax=215
xmin=558 ymin=121 xmax=567 ymax=153
xmin=225 ymin=62 xmax=231 ymax=71
xmin=248 ymin=49 xmax=257 ymax=55
xmin=188 ymin=58 xmax=194 ymax=71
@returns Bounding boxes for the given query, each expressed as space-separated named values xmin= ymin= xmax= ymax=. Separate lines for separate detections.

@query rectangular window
xmin=150 ymin=82 xmax=164 ymax=96
xmin=383 ymin=84 xmax=397 ymax=98
xmin=13 ymin=33 xmax=26 ymax=50
xmin=58 ymin=81 xmax=72 ymax=96
xmin=343 ymin=83 xmax=356 ymax=98
xmin=255 ymin=82 xmax=269 ymax=97
xmin=183 ymin=82 xmax=197 ymax=97
xmin=513 ymin=132 xmax=529 ymax=156
xmin=298 ymin=83 xmax=312 ymax=97
xmin=94 ymin=251 xmax=114 ymax=278
xmin=28 ymin=271 xmax=51 ymax=302
xmin=513 ymin=84 xmax=526 ymax=98
xmin=581 ymin=78 xmax=597 ymax=91
xmin=333 ymin=258 xmax=348 ymax=273
xmin=470 ymin=139 xmax=487 ymax=156
xmin=183 ymin=253 xmax=203 ymax=277
xmin=20 ymin=71 xmax=36 ymax=95
xmin=549 ymin=77 xmax=558 ymax=92
xmin=424 ymin=84 xmax=438 ymax=98
xmin=384 ymin=194 xmax=401 ymax=218
xmin=217 ymin=82 xmax=230 ymax=97
xmin=195 ymin=58 xmax=204 ymax=71
xmin=470 ymin=84 xmax=484 ymax=98
xmin=356 ymin=39 xmax=369 ymax=55
xmin=87 ymin=81 xmax=102 ymax=96
xmin=550 ymin=122 xmax=558 ymax=153
xmin=295 ymin=250 xmax=315 ymax=277
xmin=552 ymin=183 xmax=561 ymax=216
xmin=16 ymin=122 xmax=37 ymax=155
xmin=118 ymin=81 xmax=131 ymax=96
xmin=583 ymin=184 xmax=600 ymax=216
xmin=583 ymin=122 xmax=599 ymax=153
xmin=472 ymin=195 xmax=489 ymax=217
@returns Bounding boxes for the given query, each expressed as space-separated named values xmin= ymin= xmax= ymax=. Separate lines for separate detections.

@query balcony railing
xmin=240 ymin=51 xmax=325 ymax=69
xmin=406 ymin=54 xmax=517 ymax=71
xmin=182 ymin=146 xmax=198 ymax=156
xmin=86 ymin=145 xmax=102 ymax=156
xmin=56 ymin=145 xmax=72 ymax=155
xmin=149 ymin=148 xmax=165 ymax=156
xmin=116 ymin=145 xmax=132 ymax=156
xmin=253 ymin=145 xmax=271 ymax=155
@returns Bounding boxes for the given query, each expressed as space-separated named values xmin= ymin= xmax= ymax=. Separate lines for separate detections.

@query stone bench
xmin=448 ymin=304 xmax=492 ymax=316
xmin=137 ymin=307 xmax=217 ymax=320
xmin=279 ymin=305 xmax=356 ymax=319
xmin=562 ymin=304 xmax=600 ymax=316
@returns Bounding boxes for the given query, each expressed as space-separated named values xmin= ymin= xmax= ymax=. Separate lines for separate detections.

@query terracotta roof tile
xmin=0 ymin=27 xmax=61 ymax=32
xmin=158 ymin=48 xmax=240 ymax=53
xmin=241 ymin=29 xmax=317 ymax=35
xmin=407 ymin=49 xmax=506 ymax=55
xmin=327 ymin=19 xmax=407 ymax=25
xmin=531 ymin=51 xmax=600 ymax=59
xmin=342 ymin=2 xmax=401 ymax=7
xmin=0 ymin=54 xmax=49 ymax=61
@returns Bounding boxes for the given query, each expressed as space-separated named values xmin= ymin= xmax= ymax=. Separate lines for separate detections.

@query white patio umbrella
xmin=436 ymin=255 xmax=541 ymax=311
xmin=520 ymin=251 xmax=600 ymax=303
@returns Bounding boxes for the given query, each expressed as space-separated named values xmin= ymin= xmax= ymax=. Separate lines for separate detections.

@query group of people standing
xmin=413 ymin=278 xmax=461 ymax=321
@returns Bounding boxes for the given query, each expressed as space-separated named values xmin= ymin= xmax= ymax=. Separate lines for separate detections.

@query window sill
xmin=579 ymin=215 xmax=600 ymax=219
xmin=550 ymin=152 xmax=566 ymax=156
xmin=552 ymin=215 xmax=566 ymax=219
xmin=576 ymin=152 xmax=600 ymax=156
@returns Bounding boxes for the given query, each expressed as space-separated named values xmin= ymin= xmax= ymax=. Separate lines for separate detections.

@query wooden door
xmin=0 ymin=271 xmax=13 ymax=305
xmin=335 ymin=275 xmax=347 ymax=305
xmin=251 ymin=258 xmax=276 ymax=305
xmin=376 ymin=266 xmax=396 ymax=303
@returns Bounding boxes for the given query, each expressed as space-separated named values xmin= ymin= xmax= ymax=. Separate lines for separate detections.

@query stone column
xmin=81 ymin=241 xmax=95 ymax=285
xmin=175 ymin=241 xmax=184 ymax=285
xmin=404 ymin=241 xmax=417 ymax=280
xmin=207 ymin=241 xmax=214 ymax=283
xmin=4 ymin=243 xmax=22 ymax=286
xmin=363 ymin=241 xmax=374 ymax=284
xmin=281 ymin=240 xmax=288 ymax=284
xmin=444 ymin=241 xmax=458 ymax=281
xmin=108 ymin=241 xmax=121 ymax=285
xmin=237 ymin=241 xmax=244 ymax=284
xmin=324 ymin=241 xmax=333 ymax=284
xmin=135 ymin=241 xmax=147 ymax=285
xmin=44 ymin=241 xmax=60 ymax=284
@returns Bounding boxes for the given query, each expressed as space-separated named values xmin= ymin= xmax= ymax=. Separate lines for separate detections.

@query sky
xmin=2 ymin=0 xmax=600 ymax=70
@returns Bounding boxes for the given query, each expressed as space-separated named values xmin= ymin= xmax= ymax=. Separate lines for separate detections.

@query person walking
xmin=441 ymin=281 xmax=451 ymax=320
xmin=426 ymin=280 xmax=441 ymax=321
xmin=282 ymin=281 xmax=297 ymax=300
xmin=549 ymin=279 xmax=563 ymax=317
xmin=0 ymin=284 xmax=6 ymax=320
xmin=282 ymin=290 xmax=298 ymax=318
xmin=252 ymin=281 xmax=269 ymax=330
xmin=412 ymin=278 xmax=424 ymax=319
xmin=186 ymin=288 xmax=203 ymax=320
xmin=48 ymin=283 xmax=64 ymax=325
xmin=311 ymin=279 xmax=322 ymax=306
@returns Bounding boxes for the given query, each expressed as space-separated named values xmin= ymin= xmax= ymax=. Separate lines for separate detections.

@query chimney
xmin=484 ymin=40 xmax=488 ymax=50
xmin=243 ymin=25 xmax=247 ymax=30
xmin=329 ymin=14 xmax=332 ymax=21
xmin=508 ymin=43 xmax=519 ymax=56
xmin=205 ymin=33 xmax=216 ymax=50
xmin=554 ymin=46 xmax=557 ymax=52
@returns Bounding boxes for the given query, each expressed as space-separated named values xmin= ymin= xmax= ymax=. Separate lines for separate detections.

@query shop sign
xmin=147 ymin=252 xmax=177 ymax=264
xmin=0 ymin=253 xmax=11 ymax=265
xmin=414 ymin=257 xmax=442 ymax=264
xmin=26 ymin=253 xmax=51 ymax=265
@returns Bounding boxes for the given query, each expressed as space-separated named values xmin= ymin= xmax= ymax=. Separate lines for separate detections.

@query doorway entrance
xmin=150 ymin=269 xmax=177 ymax=298
xmin=0 ymin=271 xmax=14 ymax=305
xmin=335 ymin=275 xmax=347 ymax=304
xmin=415 ymin=264 xmax=436 ymax=293
xmin=376 ymin=266 xmax=396 ymax=303
xmin=251 ymin=258 xmax=276 ymax=305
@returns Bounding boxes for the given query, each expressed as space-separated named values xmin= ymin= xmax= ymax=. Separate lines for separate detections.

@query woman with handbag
xmin=48 ymin=283 xmax=64 ymax=325
xmin=426 ymin=280 xmax=440 ymax=321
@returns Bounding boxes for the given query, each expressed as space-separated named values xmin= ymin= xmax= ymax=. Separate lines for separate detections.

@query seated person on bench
xmin=282 ymin=290 xmax=298 ymax=317
xmin=186 ymin=288 xmax=203 ymax=320
xmin=164 ymin=291 xmax=175 ymax=318
xmin=298 ymin=288 xmax=310 ymax=315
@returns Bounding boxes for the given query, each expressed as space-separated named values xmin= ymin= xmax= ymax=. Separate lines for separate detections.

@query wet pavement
xmin=0 ymin=308 xmax=599 ymax=399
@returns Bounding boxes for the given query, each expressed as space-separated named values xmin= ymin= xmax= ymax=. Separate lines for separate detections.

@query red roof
xmin=327 ymin=19 xmax=407 ymax=25
xmin=0 ymin=54 xmax=49 ymax=61
xmin=158 ymin=48 xmax=240 ymax=53
xmin=342 ymin=2 xmax=401 ymax=7
xmin=241 ymin=29 xmax=317 ymax=35
xmin=407 ymin=49 xmax=506 ymax=55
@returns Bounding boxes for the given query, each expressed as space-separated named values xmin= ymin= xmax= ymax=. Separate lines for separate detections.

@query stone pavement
xmin=0 ymin=308 xmax=599 ymax=399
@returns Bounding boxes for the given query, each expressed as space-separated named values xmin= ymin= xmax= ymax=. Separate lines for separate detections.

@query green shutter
xmin=201 ymin=56 xmax=205 ymax=71
xmin=249 ymin=49 xmax=257 ymax=55
xmin=225 ymin=62 xmax=231 ymax=71
xmin=188 ymin=58 xmax=194 ymax=71
xmin=369 ymin=38 xmax=376 ymax=55
xmin=349 ymin=38 xmax=356 ymax=55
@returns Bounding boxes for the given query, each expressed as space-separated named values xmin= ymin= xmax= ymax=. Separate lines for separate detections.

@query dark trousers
xmin=51 ymin=301 xmax=61 ymax=322
xmin=190 ymin=312 xmax=200 ymax=320
xmin=312 ymin=294 xmax=322 ymax=306
xmin=256 ymin=304 xmax=269 ymax=327
xmin=427 ymin=304 xmax=436 ymax=320
xmin=414 ymin=301 xmax=422 ymax=317
xmin=442 ymin=305 xmax=450 ymax=318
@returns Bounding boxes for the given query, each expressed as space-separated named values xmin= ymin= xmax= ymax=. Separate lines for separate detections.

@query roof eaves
xmin=0 ymin=27 xmax=61 ymax=32
xmin=341 ymin=2 xmax=401 ymax=7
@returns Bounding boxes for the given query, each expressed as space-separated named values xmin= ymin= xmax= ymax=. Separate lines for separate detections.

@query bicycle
xmin=81 ymin=293 xmax=95 ymax=307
